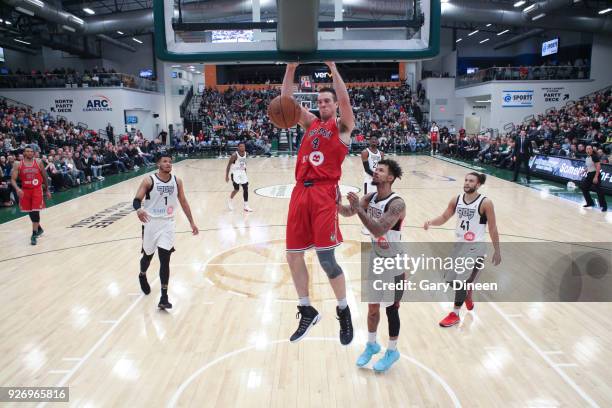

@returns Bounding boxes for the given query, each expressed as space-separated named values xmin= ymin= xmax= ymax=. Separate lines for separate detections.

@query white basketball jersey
xmin=364 ymin=148 xmax=382 ymax=183
xmin=144 ymin=174 xmax=179 ymax=219
xmin=367 ymin=192 xmax=404 ymax=257
xmin=231 ymin=151 xmax=247 ymax=174
xmin=231 ymin=151 xmax=248 ymax=184
xmin=454 ymin=193 xmax=487 ymax=242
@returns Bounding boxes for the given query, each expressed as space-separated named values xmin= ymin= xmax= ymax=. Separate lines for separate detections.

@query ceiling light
xmin=468 ymin=30 xmax=479 ymax=36
xmin=25 ymin=0 xmax=44 ymax=7
xmin=5 ymin=20 xmax=12 ymax=25
xmin=440 ymin=0 xmax=450 ymax=3
xmin=513 ymin=0 xmax=526 ymax=6
xmin=83 ymin=8 xmax=95 ymax=15
xmin=475 ymin=100 xmax=491 ymax=103
xmin=14 ymin=39 xmax=31 ymax=45
xmin=599 ymin=8 xmax=612 ymax=15
xmin=497 ymin=29 xmax=510 ymax=36
xmin=532 ymin=13 xmax=545 ymax=20
xmin=132 ymin=37 xmax=143 ymax=44
xmin=69 ymin=15 xmax=84 ymax=25
xmin=523 ymin=4 xmax=536 ymax=12
xmin=62 ymin=24 xmax=75 ymax=32
xmin=15 ymin=6 xmax=35 ymax=16
xmin=116 ymin=30 xmax=124 ymax=35
xmin=0 ymin=19 xmax=3 ymax=23
xmin=486 ymin=23 xmax=492 ymax=27
xmin=456 ymin=38 xmax=462 ymax=43
xmin=171 ymin=65 xmax=181 ymax=68
xmin=479 ymin=38 xmax=490 ymax=44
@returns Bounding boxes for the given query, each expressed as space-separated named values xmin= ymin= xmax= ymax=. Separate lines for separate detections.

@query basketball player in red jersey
xmin=281 ymin=61 xmax=355 ymax=345
xmin=10 ymin=145 xmax=51 ymax=245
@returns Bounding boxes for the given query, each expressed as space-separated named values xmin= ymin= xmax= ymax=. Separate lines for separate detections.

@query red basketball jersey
xmin=19 ymin=159 xmax=44 ymax=190
xmin=295 ymin=117 xmax=349 ymax=182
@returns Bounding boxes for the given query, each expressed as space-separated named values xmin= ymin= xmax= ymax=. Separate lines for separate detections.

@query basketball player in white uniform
xmin=423 ymin=172 xmax=501 ymax=327
xmin=133 ymin=153 xmax=199 ymax=309
xmin=225 ymin=142 xmax=253 ymax=212
xmin=339 ymin=159 xmax=406 ymax=372
xmin=361 ymin=135 xmax=384 ymax=234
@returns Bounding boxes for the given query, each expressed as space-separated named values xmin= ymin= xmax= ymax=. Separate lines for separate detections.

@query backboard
xmin=155 ymin=0 xmax=440 ymax=63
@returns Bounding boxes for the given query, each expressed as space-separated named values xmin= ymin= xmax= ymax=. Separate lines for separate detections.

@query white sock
xmin=298 ymin=296 xmax=310 ymax=306
xmin=453 ymin=306 xmax=461 ymax=315
xmin=368 ymin=332 xmax=377 ymax=344
xmin=337 ymin=298 xmax=348 ymax=310
xmin=388 ymin=339 xmax=398 ymax=351
xmin=244 ymin=201 xmax=249 ymax=207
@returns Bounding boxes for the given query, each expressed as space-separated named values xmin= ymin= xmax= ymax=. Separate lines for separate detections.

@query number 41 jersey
xmin=454 ymin=193 xmax=487 ymax=242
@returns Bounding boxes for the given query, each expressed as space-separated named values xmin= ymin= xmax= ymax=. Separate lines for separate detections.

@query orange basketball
xmin=268 ymin=95 xmax=301 ymax=128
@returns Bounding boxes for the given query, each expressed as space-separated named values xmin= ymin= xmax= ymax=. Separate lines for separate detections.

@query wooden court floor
xmin=1 ymin=155 xmax=611 ymax=407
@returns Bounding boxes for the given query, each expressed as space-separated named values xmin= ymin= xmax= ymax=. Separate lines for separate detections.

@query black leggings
xmin=232 ymin=177 xmax=249 ymax=202
xmin=140 ymin=247 xmax=173 ymax=287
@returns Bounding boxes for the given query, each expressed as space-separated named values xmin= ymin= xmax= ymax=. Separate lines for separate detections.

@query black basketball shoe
xmin=290 ymin=305 xmax=321 ymax=343
xmin=139 ymin=273 xmax=151 ymax=295
xmin=158 ymin=295 xmax=172 ymax=310
xmin=336 ymin=305 xmax=354 ymax=345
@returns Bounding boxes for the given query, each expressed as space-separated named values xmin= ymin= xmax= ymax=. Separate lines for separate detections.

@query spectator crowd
xmin=1 ymin=98 xmax=166 ymax=208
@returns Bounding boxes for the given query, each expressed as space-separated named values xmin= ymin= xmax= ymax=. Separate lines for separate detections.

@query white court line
xmin=61 ymin=357 xmax=82 ymax=362
xmin=204 ymin=278 xmax=215 ymax=286
xmin=488 ymin=302 xmax=599 ymax=408
xmin=227 ymin=290 xmax=247 ymax=298
xmin=36 ymin=277 xmax=160 ymax=408
xmin=503 ymin=314 xmax=523 ymax=318
xmin=544 ymin=350 xmax=564 ymax=355
xmin=100 ymin=320 xmax=118 ymax=324
xmin=167 ymin=337 xmax=461 ymax=408
xmin=555 ymin=363 xmax=579 ymax=368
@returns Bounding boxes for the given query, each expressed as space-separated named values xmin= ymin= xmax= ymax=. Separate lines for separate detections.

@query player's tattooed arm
xmin=356 ymin=196 xmax=405 ymax=238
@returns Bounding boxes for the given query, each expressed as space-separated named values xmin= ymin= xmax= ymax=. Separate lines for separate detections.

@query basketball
xmin=268 ymin=95 xmax=301 ymax=128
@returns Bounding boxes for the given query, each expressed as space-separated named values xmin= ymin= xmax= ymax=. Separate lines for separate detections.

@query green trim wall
xmin=154 ymin=0 xmax=440 ymax=63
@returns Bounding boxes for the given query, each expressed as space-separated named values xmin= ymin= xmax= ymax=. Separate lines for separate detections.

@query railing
xmin=456 ymin=65 xmax=590 ymax=88
xmin=0 ymin=73 xmax=163 ymax=93
xmin=0 ymin=96 xmax=33 ymax=110
xmin=180 ymin=86 xmax=194 ymax=119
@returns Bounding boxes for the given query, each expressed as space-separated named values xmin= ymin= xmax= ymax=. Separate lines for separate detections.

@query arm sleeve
xmin=362 ymin=160 xmax=374 ymax=176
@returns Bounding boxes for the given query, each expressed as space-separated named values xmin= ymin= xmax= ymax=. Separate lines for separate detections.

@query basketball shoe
xmin=158 ymin=295 xmax=172 ymax=310
xmin=290 ymin=305 xmax=320 ymax=342
xmin=356 ymin=342 xmax=381 ymax=367
xmin=139 ymin=273 xmax=151 ymax=295
xmin=439 ymin=312 xmax=460 ymax=327
xmin=336 ymin=306 xmax=354 ymax=345
xmin=373 ymin=349 xmax=400 ymax=373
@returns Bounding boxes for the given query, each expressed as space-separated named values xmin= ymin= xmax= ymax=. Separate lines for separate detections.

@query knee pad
xmin=316 ymin=249 xmax=343 ymax=279
xmin=386 ymin=304 xmax=400 ymax=337
xmin=29 ymin=211 xmax=40 ymax=223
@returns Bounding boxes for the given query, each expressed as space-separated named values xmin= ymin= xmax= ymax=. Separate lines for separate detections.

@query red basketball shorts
xmin=286 ymin=182 xmax=343 ymax=252
xmin=20 ymin=188 xmax=45 ymax=212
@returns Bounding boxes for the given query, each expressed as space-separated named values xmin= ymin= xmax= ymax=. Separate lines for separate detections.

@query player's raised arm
xmin=482 ymin=199 xmax=501 ymax=265
xmin=424 ymin=196 xmax=457 ymax=230
xmin=133 ymin=176 xmax=152 ymax=223
xmin=281 ymin=62 xmax=316 ymax=129
xmin=325 ymin=61 xmax=355 ymax=143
